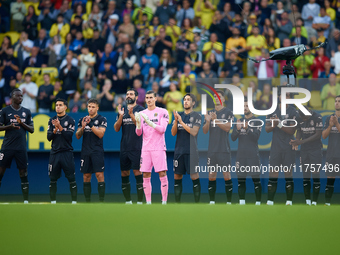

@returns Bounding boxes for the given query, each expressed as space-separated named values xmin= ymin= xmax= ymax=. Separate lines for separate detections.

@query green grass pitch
xmin=0 ymin=202 xmax=339 ymax=255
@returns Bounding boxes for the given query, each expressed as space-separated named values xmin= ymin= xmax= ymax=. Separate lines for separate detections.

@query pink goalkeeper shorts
xmin=140 ymin=150 xmax=168 ymax=172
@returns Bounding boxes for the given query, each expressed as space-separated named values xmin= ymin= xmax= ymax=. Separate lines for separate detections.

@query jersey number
xmin=174 ymin=160 xmax=178 ymax=167
xmin=48 ymin=164 xmax=52 ymax=175
xmin=207 ymin=158 xmax=210 ymax=165
xmin=0 ymin=153 xmax=4 ymax=161
xmin=81 ymin=160 xmax=84 ymax=167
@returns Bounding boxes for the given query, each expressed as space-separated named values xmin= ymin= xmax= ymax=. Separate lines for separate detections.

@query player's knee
xmin=133 ymin=170 xmax=141 ymax=176
xmin=143 ymin=172 xmax=151 ymax=178
xmin=121 ymin=170 xmax=130 ymax=177
xmin=285 ymin=177 xmax=293 ymax=183
xmin=252 ymin=177 xmax=261 ymax=184
xmin=95 ymin=172 xmax=104 ymax=182
xmin=18 ymin=169 xmax=28 ymax=178
xmin=67 ymin=176 xmax=76 ymax=183
xmin=190 ymin=173 xmax=199 ymax=180
xmin=83 ymin=174 xmax=91 ymax=182
xmin=158 ymin=171 xmax=167 ymax=178
xmin=174 ymin=174 xmax=183 ymax=180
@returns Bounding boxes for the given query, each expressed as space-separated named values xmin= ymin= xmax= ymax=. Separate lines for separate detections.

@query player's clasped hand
xmin=14 ymin=115 xmax=21 ymax=124
xmin=118 ymin=104 xmax=124 ymax=116
xmin=9 ymin=123 xmax=20 ymax=130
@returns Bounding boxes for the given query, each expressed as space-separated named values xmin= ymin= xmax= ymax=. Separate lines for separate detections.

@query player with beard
xmin=266 ymin=92 xmax=299 ymax=205
xmin=47 ymin=99 xmax=77 ymax=204
xmin=171 ymin=94 xmax=202 ymax=203
xmin=322 ymin=95 xmax=340 ymax=206
xmin=135 ymin=91 xmax=169 ymax=204
xmin=0 ymin=89 xmax=34 ymax=203
xmin=231 ymin=100 xmax=262 ymax=205
xmin=76 ymin=99 xmax=107 ymax=202
xmin=202 ymin=90 xmax=234 ymax=204
xmin=114 ymin=89 xmax=144 ymax=204
xmin=289 ymin=108 xmax=323 ymax=205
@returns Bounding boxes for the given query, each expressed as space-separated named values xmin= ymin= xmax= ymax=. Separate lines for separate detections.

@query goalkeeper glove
xmin=140 ymin=113 xmax=156 ymax=128
xmin=135 ymin=112 xmax=141 ymax=129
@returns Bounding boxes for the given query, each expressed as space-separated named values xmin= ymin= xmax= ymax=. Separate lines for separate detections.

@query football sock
xmin=303 ymin=178 xmax=311 ymax=200
xmin=20 ymin=176 xmax=29 ymax=201
xmin=267 ymin=178 xmax=278 ymax=201
xmin=225 ymin=180 xmax=233 ymax=203
xmin=325 ymin=178 xmax=335 ymax=204
xmin=121 ymin=176 xmax=131 ymax=202
xmin=174 ymin=179 xmax=182 ymax=203
xmin=135 ymin=174 xmax=143 ymax=202
xmin=143 ymin=177 xmax=152 ymax=203
xmin=192 ymin=178 xmax=201 ymax=203
xmin=160 ymin=176 xmax=168 ymax=202
xmin=252 ymin=177 xmax=262 ymax=202
xmin=98 ymin=182 xmax=105 ymax=202
xmin=312 ymin=177 xmax=320 ymax=203
xmin=285 ymin=178 xmax=294 ymax=201
xmin=238 ymin=178 xmax=246 ymax=200
xmin=49 ymin=181 xmax=57 ymax=201
xmin=83 ymin=182 xmax=91 ymax=202
xmin=69 ymin=181 xmax=77 ymax=202
xmin=208 ymin=180 xmax=216 ymax=202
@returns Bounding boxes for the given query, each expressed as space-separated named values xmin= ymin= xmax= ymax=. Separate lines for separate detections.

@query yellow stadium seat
xmin=310 ymin=90 xmax=323 ymax=110
xmin=5 ymin=32 xmax=20 ymax=45
xmin=32 ymin=2 xmax=41 ymax=16
xmin=0 ymin=34 xmax=5 ymax=47
xmin=294 ymin=92 xmax=308 ymax=106
xmin=23 ymin=67 xmax=41 ymax=83
xmin=86 ymin=1 xmax=93 ymax=15
xmin=34 ymin=68 xmax=59 ymax=87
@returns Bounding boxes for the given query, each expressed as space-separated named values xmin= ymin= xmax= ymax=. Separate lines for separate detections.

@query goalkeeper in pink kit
xmin=135 ymin=91 xmax=169 ymax=204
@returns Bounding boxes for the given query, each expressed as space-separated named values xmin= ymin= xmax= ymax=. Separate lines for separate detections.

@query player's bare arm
xmin=211 ymin=112 xmax=231 ymax=132
xmin=91 ymin=126 xmax=106 ymax=139
xmin=128 ymin=107 xmax=137 ymax=125
xmin=290 ymin=129 xmax=322 ymax=146
xmin=178 ymin=113 xmax=199 ymax=136
xmin=171 ymin=110 xmax=179 ymax=136
xmin=0 ymin=123 xmax=20 ymax=131
xmin=202 ymin=114 xmax=211 ymax=134
xmin=76 ymin=117 xmax=89 ymax=139
xmin=265 ymin=116 xmax=279 ymax=133
xmin=14 ymin=114 xmax=34 ymax=133
xmin=114 ymin=104 xmax=124 ymax=132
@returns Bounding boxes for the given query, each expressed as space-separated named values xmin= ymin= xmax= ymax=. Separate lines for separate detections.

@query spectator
xmin=209 ymin=10 xmax=231 ymax=44
xmin=69 ymin=31 xmax=84 ymax=55
xmin=255 ymin=49 xmax=274 ymax=89
xmin=10 ymin=0 xmax=26 ymax=32
xmin=176 ymin=31 xmax=191 ymax=72
xmin=87 ymin=4 xmax=103 ymax=30
xmin=58 ymin=0 xmax=73 ymax=24
xmin=320 ymin=73 xmax=340 ymax=110
xmin=149 ymin=16 xmax=163 ymax=38
xmin=78 ymin=46 xmax=96 ymax=80
xmin=266 ymin=27 xmax=280 ymax=52
xmin=0 ymin=36 xmax=12 ymax=60
xmin=258 ymin=0 xmax=272 ymax=27
xmin=230 ymin=73 xmax=245 ymax=92
xmin=38 ymin=0 xmax=57 ymax=32
xmin=0 ymin=48 xmax=19 ymax=87
xmin=96 ymin=79 xmax=114 ymax=111
xmin=179 ymin=64 xmax=196 ymax=95
xmin=132 ymin=79 xmax=146 ymax=107
xmin=331 ymin=44 xmax=340 ymax=75
xmin=152 ymin=81 xmax=165 ymax=108
xmin=50 ymin=80 xmax=67 ymax=110
xmin=85 ymin=28 xmax=106 ymax=56
xmin=202 ymin=33 xmax=223 ymax=63
xmin=275 ymin=12 xmax=293 ymax=43
xmin=82 ymin=81 xmax=100 ymax=101
xmin=14 ymin=31 xmax=33 ymax=69
xmin=221 ymin=51 xmax=243 ymax=78
xmin=240 ymin=1 xmax=251 ymax=24
xmin=182 ymin=18 xmax=194 ymax=42
xmin=207 ymin=53 xmax=219 ymax=74
xmin=232 ymin=13 xmax=247 ymax=38
xmin=64 ymin=33 xmax=73 ymax=52
xmin=311 ymin=47 xmax=329 ymax=79
xmin=261 ymin=18 xmax=273 ymax=37
xmin=194 ymin=0 xmax=216 ymax=29
xmin=291 ymin=26 xmax=308 ymax=46
xmin=140 ymin=46 xmax=159 ymax=76
xmin=136 ymin=27 xmax=154 ymax=56
xmin=165 ymin=17 xmax=181 ymax=50
xmin=34 ymin=29 xmax=50 ymax=63
xmin=294 ymin=45 xmax=314 ymax=79
xmin=19 ymin=73 xmax=38 ymax=113
xmin=37 ymin=74 xmax=54 ymax=113
xmin=221 ymin=2 xmax=235 ymax=26
xmin=70 ymin=15 xmax=83 ymax=37
xmin=117 ymin=43 xmax=137 ymax=73
xmin=158 ymin=49 xmax=175 ymax=79
xmin=98 ymin=60 xmax=114 ymax=88
xmin=185 ymin=43 xmax=203 ymax=74
xmin=247 ymin=14 xmax=259 ymax=36
xmin=326 ymin=29 xmax=340 ymax=59
xmin=151 ymin=27 xmax=173 ymax=58
xmin=144 ymin=67 xmax=160 ymax=91
xmin=112 ymin=68 xmax=130 ymax=97
xmin=246 ymin=26 xmax=266 ymax=77
xmin=256 ymin=83 xmax=272 ymax=110
xmin=71 ymin=3 xmax=88 ymax=24
xmin=176 ymin=0 xmax=195 ymax=27
xmin=132 ymin=0 xmax=153 ymax=25
xmin=129 ymin=63 xmax=144 ymax=84
xmin=69 ymin=91 xmax=85 ymax=112
xmin=225 ymin=27 xmax=247 ymax=59
xmin=50 ymin=14 xmax=71 ymax=44
xmin=47 ymin=36 xmax=66 ymax=68
xmin=290 ymin=18 xmax=309 ymax=41
xmin=0 ymin=0 xmax=10 ymax=33
xmin=319 ymin=61 xmax=334 ymax=79
xmin=199 ymin=61 xmax=217 ymax=78
xmin=246 ymin=80 xmax=261 ymax=103
xmin=59 ymin=50 xmax=78 ymax=70
xmin=22 ymin=47 xmax=45 ymax=70
xmin=22 ymin=5 xmax=38 ymax=40
xmin=301 ymin=0 xmax=320 ymax=27
xmin=98 ymin=43 xmax=117 ymax=74
xmin=102 ymin=0 xmax=119 ymax=24
xmin=155 ymin=0 xmax=176 ymax=25
xmin=59 ymin=54 xmax=79 ymax=97
xmin=103 ymin=14 xmax=120 ymax=47
xmin=163 ymin=82 xmax=183 ymax=123
xmin=325 ymin=0 xmax=336 ymax=23
xmin=312 ymin=7 xmax=331 ymax=38
xmin=119 ymin=14 xmax=136 ymax=41
xmin=122 ymin=0 xmax=134 ymax=20
xmin=271 ymin=1 xmax=284 ymax=24
xmin=160 ymin=68 xmax=179 ymax=90
xmin=80 ymin=67 xmax=98 ymax=91
xmin=288 ymin=4 xmax=301 ymax=26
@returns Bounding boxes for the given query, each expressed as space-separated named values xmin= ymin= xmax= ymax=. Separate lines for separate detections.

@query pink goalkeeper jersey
xmin=136 ymin=107 xmax=169 ymax=151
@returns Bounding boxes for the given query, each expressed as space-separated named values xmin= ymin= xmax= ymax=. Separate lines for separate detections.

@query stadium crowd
xmin=0 ymin=0 xmax=340 ymax=116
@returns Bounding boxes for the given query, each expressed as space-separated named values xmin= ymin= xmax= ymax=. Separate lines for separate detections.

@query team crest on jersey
xmin=310 ymin=120 xmax=314 ymax=126
xmin=94 ymin=120 xmax=99 ymax=125
xmin=64 ymin=121 xmax=68 ymax=126
xmin=154 ymin=113 xmax=158 ymax=117
xmin=22 ymin=112 xmax=26 ymax=117
xmin=190 ymin=117 xmax=194 ymax=122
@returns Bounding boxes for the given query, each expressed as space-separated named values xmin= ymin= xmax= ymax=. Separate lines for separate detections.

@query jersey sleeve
xmin=154 ymin=109 xmax=169 ymax=134
xmin=315 ymin=114 xmax=323 ymax=131
xmin=227 ymin=109 xmax=234 ymax=123
xmin=77 ymin=118 xmax=83 ymax=129
xmin=0 ymin=109 xmax=5 ymax=126
xmin=47 ymin=118 xmax=55 ymax=141
xmin=323 ymin=116 xmax=330 ymax=130
xmin=67 ymin=117 xmax=76 ymax=133
xmin=26 ymin=110 xmax=33 ymax=126
xmin=193 ymin=113 xmax=202 ymax=128
xmin=99 ymin=117 xmax=108 ymax=128
xmin=247 ymin=119 xmax=262 ymax=141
